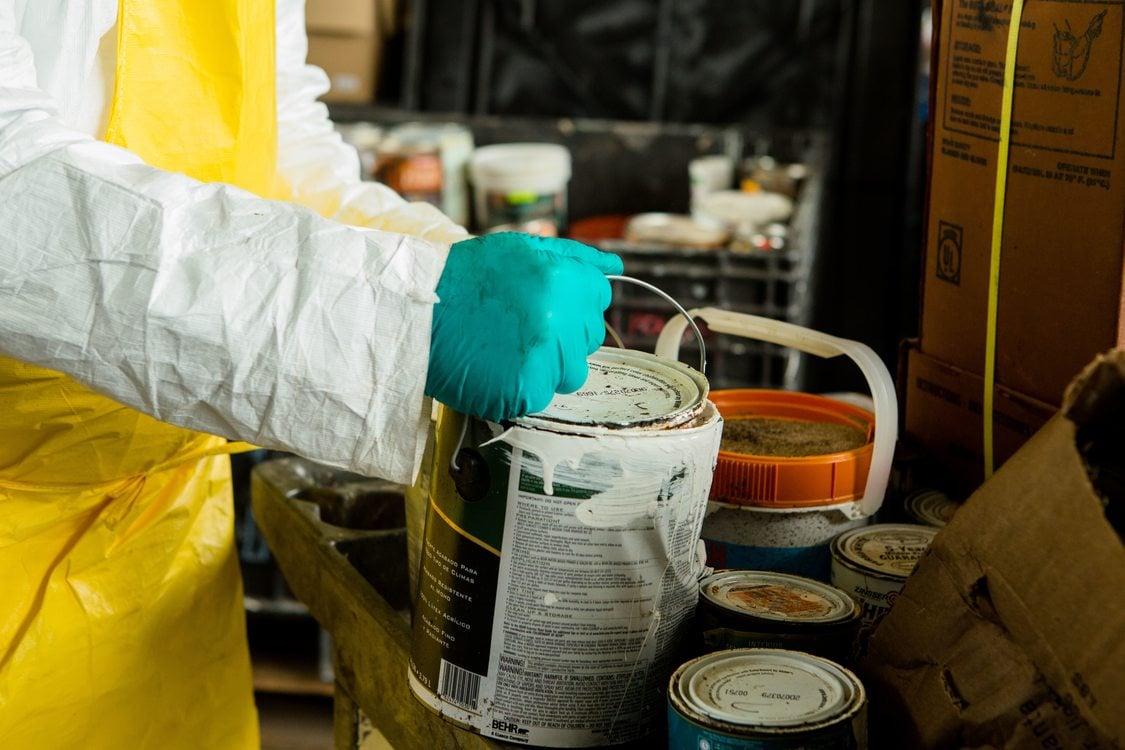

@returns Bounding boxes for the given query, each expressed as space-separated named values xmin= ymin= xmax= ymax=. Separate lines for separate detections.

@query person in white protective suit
xmin=0 ymin=1 xmax=622 ymax=747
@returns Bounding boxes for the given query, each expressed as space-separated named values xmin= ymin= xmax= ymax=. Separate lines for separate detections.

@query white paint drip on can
xmin=408 ymin=348 xmax=723 ymax=747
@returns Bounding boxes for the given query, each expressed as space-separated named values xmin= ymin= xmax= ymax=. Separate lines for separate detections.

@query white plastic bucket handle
xmin=654 ymin=307 xmax=896 ymax=518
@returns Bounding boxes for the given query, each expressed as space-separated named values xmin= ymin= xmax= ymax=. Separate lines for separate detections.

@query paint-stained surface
xmin=409 ymin=350 xmax=722 ymax=747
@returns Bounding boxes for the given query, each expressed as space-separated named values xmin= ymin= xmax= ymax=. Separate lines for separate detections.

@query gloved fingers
xmin=555 ymin=333 xmax=592 ymax=394
xmin=578 ymin=280 xmax=609 ymax=354
xmin=562 ymin=257 xmax=615 ymax=317
xmin=529 ymin=235 xmax=624 ymax=276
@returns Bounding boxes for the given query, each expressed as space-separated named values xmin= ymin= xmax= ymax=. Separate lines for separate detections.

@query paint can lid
xmin=903 ymin=489 xmax=959 ymax=528
xmin=831 ymin=523 xmax=937 ymax=579
xmin=624 ymin=212 xmax=729 ymax=249
xmin=699 ymin=570 xmax=860 ymax=626
xmin=469 ymin=142 xmax=571 ymax=193
xmin=672 ymin=648 xmax=864 ymax=728
xmin=516 ymin=347 xmax=708 ymax=433
xmin=694 ymin=189 xmax=795 ymax=230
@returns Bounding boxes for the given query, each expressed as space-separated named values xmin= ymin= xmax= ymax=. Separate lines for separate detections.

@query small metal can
xmin=829 ymin=524 xmax=936 ymax=650
xmin=696 ymin=570 xmax=862 ymax=664
xmin=374 ymin=142 xmax=443 ymax=205
xmin=902 ymin=489 xmax=959 ymax=528
xmin=667 ymin=648 xmax=867 ymax=749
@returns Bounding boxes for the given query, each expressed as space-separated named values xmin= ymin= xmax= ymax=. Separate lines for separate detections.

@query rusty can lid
xmin=671 ymin=649 xmax=865 ymax=729
xmin=831 ymin=523 xmax=937 ymax=579
xmin=903 ymin=489 xmax=959 ymax=528
xmin=516 ymin=347 xmax=708 ymax=433
xmin=700 ymin=570 xmax=859 ymax=626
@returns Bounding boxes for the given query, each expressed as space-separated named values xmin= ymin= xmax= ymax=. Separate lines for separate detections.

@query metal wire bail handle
xmin=606 ymin=275 xmax=707 ymax=375
xmin=449 ymin=275 xmax=707 ymax=474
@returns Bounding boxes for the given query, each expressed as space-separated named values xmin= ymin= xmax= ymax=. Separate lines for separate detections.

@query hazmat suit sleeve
xmin=0 ymin=7 xmax=445 ymax=485
xmin=274 ymin=0 xmax=469 ymax=244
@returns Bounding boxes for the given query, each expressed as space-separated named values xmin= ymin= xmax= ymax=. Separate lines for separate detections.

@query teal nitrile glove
xmin=425 ymin=232 xmax=624 ymax=422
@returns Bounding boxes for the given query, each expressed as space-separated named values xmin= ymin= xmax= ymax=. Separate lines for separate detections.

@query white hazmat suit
xmin=1 ymin=0 xmax=466 ymax=484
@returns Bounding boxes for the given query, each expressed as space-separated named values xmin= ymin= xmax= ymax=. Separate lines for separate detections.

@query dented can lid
xmin=903 ymin=489 xmax=959 ymax=528
xmin=700 ymin=570 xmax=859 ymax=627
xmin=516 ymin=347 xmax=708 ymax=433
xmin=670 ymin=648 xmax=865 ymax=730
xmin=830 ymin=523 xmax=937 ymax=580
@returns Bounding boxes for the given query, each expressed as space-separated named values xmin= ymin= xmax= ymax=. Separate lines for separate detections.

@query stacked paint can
xmin=695 ymin=570 xmax=862 ymax=664
xmin=668 ymin=648 xmax=868 ymax=748
xmin=829 ymin=523 xmax=937 ymax=653
xmin=902 ymin=488 xmax=959 ymax=527
xmin=655 ymin=308 xmax=897 ymax=582
xmin=409 ymin=282 xmax=723 ymax=746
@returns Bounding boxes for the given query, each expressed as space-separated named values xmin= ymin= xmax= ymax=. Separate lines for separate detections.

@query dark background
xmin=339 ymin=0 xmax=930 ymax=392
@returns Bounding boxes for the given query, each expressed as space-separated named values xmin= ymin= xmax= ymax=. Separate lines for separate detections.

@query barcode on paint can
xmin=439 ymin=660 xmax=482 ymax=713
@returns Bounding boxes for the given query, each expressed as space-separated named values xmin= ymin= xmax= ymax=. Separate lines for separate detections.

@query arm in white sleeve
xmin=274 ymin=0 xmax=469 ymax=244
xmin=0 ymin=9 xmax=444 ymax=484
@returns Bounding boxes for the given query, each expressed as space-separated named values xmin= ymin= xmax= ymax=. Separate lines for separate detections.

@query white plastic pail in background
xmin=469 ymin=143 xmax=571 ymax=235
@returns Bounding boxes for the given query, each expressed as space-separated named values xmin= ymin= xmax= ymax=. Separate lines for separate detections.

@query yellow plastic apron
xmin=0 ymin=1 xmax=278 ymax=746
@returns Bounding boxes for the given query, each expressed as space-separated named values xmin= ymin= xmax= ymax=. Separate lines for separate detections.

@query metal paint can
xmin=408 ymin=347 xmax=723 ymax=747
xmin=901 ymin=489 xmax=958 ymax=528
xmin=374 ymin=141 xmax=443 ymax=206
xmin=695 ymin=571 xmax=862 ymax=664
xmin=829 ymin=524 xmax=936 ymax=648
xmin=373 ymin=122 xmax=474 ymax=225
xmin=667 ymin=648 xmax=867 ymax=749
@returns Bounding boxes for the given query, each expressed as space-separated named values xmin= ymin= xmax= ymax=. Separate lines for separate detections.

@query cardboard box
xmin=921 ymin=0 xmax=1125 ymax=405
xmin=306 ymin=0 xmax=380 ymax=103
xmin=903 ymin=344 xmax=1057 ymax=492
xmin=864 ymin=350 xmax=1125 ymax=749
xmin=307 ymin=0 xmax=377 ymax=34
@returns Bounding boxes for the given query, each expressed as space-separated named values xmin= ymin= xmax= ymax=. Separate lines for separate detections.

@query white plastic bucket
xmin=469 ymin=143 xmax=571 ymax=235
xmin=656 ymin=308 xmax=898 ymax=581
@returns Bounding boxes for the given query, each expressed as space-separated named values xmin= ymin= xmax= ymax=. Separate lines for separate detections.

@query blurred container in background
xmin=335 ymin=121 xmax=383 ymax=179
xmin=689 ymin=154 xmax=735 ymax=212
xmin=470 ymin=143 xmax=571 ymax=236
xmin=370 ymin=122 xmax=474 ymax=226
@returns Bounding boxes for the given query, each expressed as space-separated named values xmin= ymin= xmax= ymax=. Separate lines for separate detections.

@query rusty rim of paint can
xmin=515 ymin=347 xmax=709 ymax=434
xmin=902 ymin=489 xmax=958 ymax=528
xmin=699 ymin=570 xmax=861 ymax=628
xmin=830 ymin=523 xmax=937 ymax=582
xmin=669 ymin=648 xmax=865 ymax=732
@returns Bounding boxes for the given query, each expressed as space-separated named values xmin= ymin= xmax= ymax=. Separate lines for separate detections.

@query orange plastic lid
xmin=710 ymin=390 xmax=875 ymax=508
xmin=566 ymin=214 xmax=629 ymax=243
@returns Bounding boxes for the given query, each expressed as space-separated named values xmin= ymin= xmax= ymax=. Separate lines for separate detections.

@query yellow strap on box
xmin=984 ymin=0 xmax=1026 ymax=479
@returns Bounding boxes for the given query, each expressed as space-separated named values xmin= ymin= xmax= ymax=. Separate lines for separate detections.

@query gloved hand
xmin=426 ymin=232 xmax=624 ymax=422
